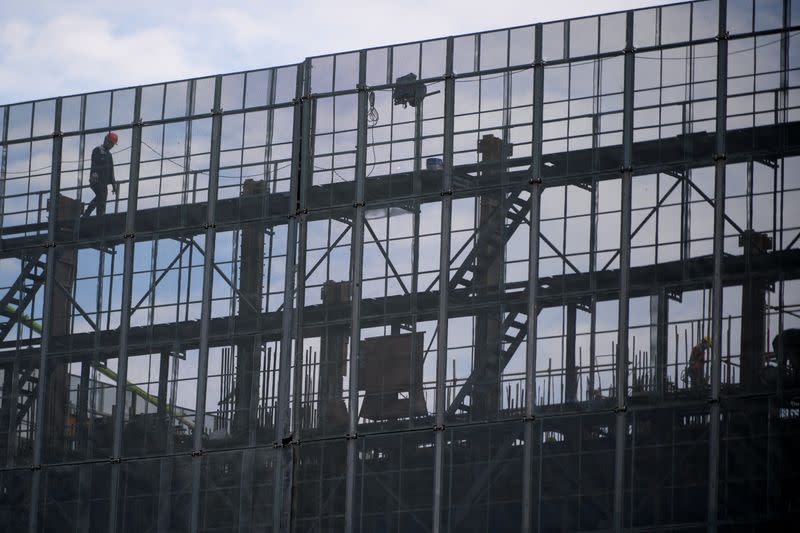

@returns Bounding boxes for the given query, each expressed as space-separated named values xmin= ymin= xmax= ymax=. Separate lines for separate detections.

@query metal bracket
xmin=433 ymin=424 xmax=445 ymax=432
xmin=667 ymin=288 xmax=683 ymax=303
xmin=443 ymin=73 xmax=455 ymax=80
xmin=109 ymin=457 xmax=122 ymax=464
xmin=529 ymin=177 xmax=542 ymax=185
xmin=29 ymin=464 xmax=42 ymax=471
xmin=356 ymin=83 xmax=369 ymax=92
xmin=294 ymin=208 xmax=309 ymax=217
xmin=190 ymin=449 xmax=203 ymax=457
xmin=43 ymin=241 xmax=56 ymax=249
xmin=614 ymin=405 xmax=627 ymax=413
xmin=715 ymin=31 xmax=730 ymax=41
xmin=440 ymin=189 xmax=453 ymax=197
xmin=122 ymin=232 xmax=135 ymax=240
xmin=523 ymin=415 xmax=536 ymax=422
xmin=353 ymin=201 xmax=365 ymax=208
xmin=619 ymin=166 xmax=633 ymax=174
xmin=211 ymin=107 xmax=223 ymax=116
xmin=345 ymin=432 xmax=358 ymax=440
xmin=624 ymin=46 xmax=637 ymax=54
xmin=51 ymin=130 xmax=63 ymax=138
xmin=203 ymin=222 xmax=216 ymax=230
xmin=712 ymin=153 xmax=727 ymax=162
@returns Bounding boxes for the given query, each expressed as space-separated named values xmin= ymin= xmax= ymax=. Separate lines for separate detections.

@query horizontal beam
xmin=1 ymin=121 xmax=797 ymax=258
xmin=1 ymin=247 xmax=797 ymax=363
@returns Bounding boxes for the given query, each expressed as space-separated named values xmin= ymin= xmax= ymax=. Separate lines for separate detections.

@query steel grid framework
xmin=1 ymin=0 xmax=800 ymax=531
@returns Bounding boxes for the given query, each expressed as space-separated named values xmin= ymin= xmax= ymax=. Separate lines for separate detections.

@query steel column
xmin=522 ymin=23 xmax=544 ymax=533
xmin=613 ymin=11 xmax=635 ymax=532
xmin=273 ymin=61 xmax=306 ymax=533
xmin=189 ymin=75 xmax=223 ymax=533
xmin=708 ymin=1 xmax=728 ymax=530
xmin=343 ymin=50 xmax=369 ymax=533
xmin=432 ymin=36 xmax=455 ymax=533
xmin=106 ymin=86 xmax=143 ymax=532
xmin=28 ymin=96 xmax=63 ymax=533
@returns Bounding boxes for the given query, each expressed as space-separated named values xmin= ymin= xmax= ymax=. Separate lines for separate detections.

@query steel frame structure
xmin=1 ymin=1 xmax=800 ymax=531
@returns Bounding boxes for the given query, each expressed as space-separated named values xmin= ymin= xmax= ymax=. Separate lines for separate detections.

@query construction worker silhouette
xmin=687 ymin=336 xmax=711 ymax=390
xmin=83 ymin=132 xmax=119 ymax=217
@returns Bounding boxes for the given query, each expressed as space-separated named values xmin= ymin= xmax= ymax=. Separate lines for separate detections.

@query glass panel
xmin=245 ymin=69 xmax=271 ymax=108
xmin=480 ymin=30 xmax=508 ymax=71
xmin=393 ymin=43 xmax=421 ymax=82
xmin=61 ymin=96 xmax=82 ymax=134
xmin=754 ymin=0 xmax=783 ymax=32
xmin=335 ymin=52 xmax=359 ymax=91
xmin=117 ymin=456 xmax=190 ymax=532
xmin=193 ymin=77 xmax=216 ymax=114
xmin=600 ymin=13 xmax=626 ymax=53
xmin=634 ymin=8 xmax=657 ymax=49
xmin=33 ymin=99 xmax=55 ymax=137
xmin=366 ymin=47 xmax=389 ymax=86
xmin=727 ymin=0 xmax=753 ymax=34
xmin=570 ymin=17 xmax=598 ymax=57
xmin=221 ymin=73 xmax=245 ymax=111
xmin=509 ymin=26 xmax=535 ymax=66
xmin=542 ymin=21 xmax=564 ymax=61
xmin=8 ymin=102 xmax=33 ymax=140
xmin=625 ymin=406 xmax=710 ymax=527
xmin=140 ymin=84 xmax=164 ymax=122
xmin=692 ymin=0 xmax=719 ymax=41
xmin=660 ymin=3 xmax=691 ymax=45
xmin=540 ymin=413 xmax=615 ymax=530
xmin=112 ymin=88 xmax=135 ymax=125
xmin=164 ymin=81 xmax=189 ymax=119
xmin=311 ymin=55 xmax=334 ymax=94
xmin=422 ymin=39 xmax=446 ymax=79
xmin=441 ymin=423 xmax=522 ymax=531
xmin=355 ymin=432 xmax=434 ymax=531
xmin=453 ymin=35 xmax=477 ymax=75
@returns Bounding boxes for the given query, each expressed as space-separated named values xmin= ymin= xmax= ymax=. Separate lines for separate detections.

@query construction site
xmin=0 ymin=0 xmax=799 ymax=530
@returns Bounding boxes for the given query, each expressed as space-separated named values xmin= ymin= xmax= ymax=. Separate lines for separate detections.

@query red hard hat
xmin=105 ymin=132 xmax=119 ymax=145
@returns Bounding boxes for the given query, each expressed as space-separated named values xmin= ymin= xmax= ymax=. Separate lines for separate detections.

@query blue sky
xmin=0 ymin=0 xmax=684 ymax=105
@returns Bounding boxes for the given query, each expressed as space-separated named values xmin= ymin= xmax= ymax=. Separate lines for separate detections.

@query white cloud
xmin=1 ymin=0 xmax=688 ymax=104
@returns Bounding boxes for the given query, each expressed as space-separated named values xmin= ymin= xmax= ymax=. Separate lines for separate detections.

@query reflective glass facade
xmin=1 ymin=0 xmax=799 ymax=531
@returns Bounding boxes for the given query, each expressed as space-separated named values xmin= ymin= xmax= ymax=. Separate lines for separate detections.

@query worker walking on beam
xmin=83 ymin=132 xmax=119 ymax=217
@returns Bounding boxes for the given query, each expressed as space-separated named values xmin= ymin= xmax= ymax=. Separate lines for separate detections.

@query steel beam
xmin=523 ymin=23 xmax=544 ymax=533
xmin=708 ymin=1 xmax=728 ymax=530
xmin=274 ymin=61 xmax=307 ymax=533
xmin=28 ymin=96 xmax=63 ymax=533
xmin=432 ymin=35 xmax=455 ymax=533
xmin=190 ymin=74 xmax=223 ymax=533
xmin=613 ymin=11 xmax=635 ymax=532
xmin=344 ymin=49 xmax=368 ymax=533
xmin=103 ymin=87 xmax=144 ymax=532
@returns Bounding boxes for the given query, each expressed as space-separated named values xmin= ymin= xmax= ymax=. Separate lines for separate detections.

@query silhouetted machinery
xmin=359 ymin=332 xmax=427 ymax=420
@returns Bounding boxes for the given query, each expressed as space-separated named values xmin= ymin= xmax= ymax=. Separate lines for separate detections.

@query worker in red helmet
xmin=83 ymin=132 xmax=119 ymax=217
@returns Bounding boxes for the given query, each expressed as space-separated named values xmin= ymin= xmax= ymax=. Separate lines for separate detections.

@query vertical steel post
xmin=0 ymin=107 xmax=8 ymax=228
xmin=27 ymin=97 xmax=63 ymax=533
xmin=432 ymin=36 xmax=455 ymax=533
xmin=522 ymin=23 xmax=544 ymax=533
xmin=273 ymin=62 xmax=307 ymax=533
xmin=189 ymin=75 xmax=223 ymax=533
xmin=613 ymin=11 xmax=635 ymax=532
xmin=106 ymin=86 xmax=143 ymax=532
xmin=708 ymin=1 xmax=728 ymax=530
xmin=344 ymin=50 xmax=368 ymax=533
